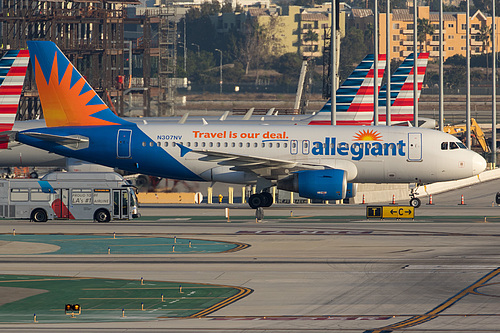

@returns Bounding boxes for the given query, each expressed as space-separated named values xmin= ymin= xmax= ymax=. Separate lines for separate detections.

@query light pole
xmin=215 ymin=48 xmax=222 ymax=95
xmin=191 ymin=43 xmax=200 ymax=56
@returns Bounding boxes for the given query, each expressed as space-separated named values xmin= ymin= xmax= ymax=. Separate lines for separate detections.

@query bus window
xmin=113 ymin=191 xmax=120 ymax=216
xmin=93 ymin=189 xmax=110 ymax=205
xmin=10 ymin=189 xmax=28 ymax=201
xmin=122 ymin=191 xmax=129 ymax=216
xmin=30 ymin=189 xmax=50 ymax=202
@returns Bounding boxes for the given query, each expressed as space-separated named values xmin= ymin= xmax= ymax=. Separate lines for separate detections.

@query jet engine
xmin=346 ymin=183 xmax=357 ymax=198
xmin=277 ymin=169 xmax=347 ymax=200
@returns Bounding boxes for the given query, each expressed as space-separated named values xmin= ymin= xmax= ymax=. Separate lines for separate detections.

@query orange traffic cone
xmin=362 ymin=194 xmax=366 ymax=204
xmin=391 ymin=194 xmax=396 ymax=205
xmin=428 ymin=195 xmax=433 ymax=205
xmin=460 ymin=195 xmax=465 ymax=205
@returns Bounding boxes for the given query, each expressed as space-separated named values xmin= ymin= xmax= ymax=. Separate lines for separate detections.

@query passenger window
xmin=232 ymin=142 xmax=235 ymax=147
xmin=187 ymin=142 xmax=191 ymax=147
xmin=246 ymin=142 xmax=250 ymax=148
xmin=172 ymin=142 xmax=176 ymax=147
xmin=157 ymin=142 xmax=161 ymax=147
xmin=224 ymin=142 xmax=228 ymax=147
xmin=254 ymin=143 xmax=258 ymax=148
xmin=202 ymin=142 xmax=206 ymax=147
xmin=164 ymin=142 xmax=169 ymax=147
xmin=149 ymin=142 xmax=154 ymax=147
xmin=441 ymin=142 xmax=448 ymax=150
xmin=277 ymin=143 xmax=280 ymax=148
xmin=284 ymin=143 xmax=288 ymax=148
xmin=216 ymin=142 xmax=220 ymax=147
xmin=269 ymin=143 xmax=273 ymax=148
xmin=209 ymin=142 xmax=213 ymax=147
xmin=194 ymin=142 xmax=198 ymax=147
xmin=262 ymin=143 xmax=265 ymax=148
xmin=450 ymin=142 xmax=459 ymax=150
xmin=142 ymin=142 xmax=146 ymax=147
xmin=239 ymin=142 xmax=243 ymax=147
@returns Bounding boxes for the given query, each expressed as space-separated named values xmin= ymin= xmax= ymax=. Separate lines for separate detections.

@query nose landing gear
xmin=409 ymin=183 xmax=422 ymax=208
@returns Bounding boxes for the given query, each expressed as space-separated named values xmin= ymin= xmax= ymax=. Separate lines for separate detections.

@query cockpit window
xmin=456 ymin=142 xmax=466 ymax=149
xmin=441 ymin=142 xmax=448 ymax=150
xmin=449 ymin=142 xmax=459 ymax=150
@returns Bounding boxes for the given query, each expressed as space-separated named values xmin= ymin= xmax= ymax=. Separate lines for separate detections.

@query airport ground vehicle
xmin=0 ymin=172 xmax=139 ymax=222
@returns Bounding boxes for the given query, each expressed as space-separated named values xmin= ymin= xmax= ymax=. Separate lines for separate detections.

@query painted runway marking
xmin=210 ymin=315 xmax=390 ymax=321
xmin=236 ymin=230 xmax=373 ymax=235
xmin=365 ymin=266 xmax=500 ymax=333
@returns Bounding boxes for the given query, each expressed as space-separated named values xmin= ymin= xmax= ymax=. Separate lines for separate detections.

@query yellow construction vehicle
xmin=443 ymin=118 xmax=491 ymax=153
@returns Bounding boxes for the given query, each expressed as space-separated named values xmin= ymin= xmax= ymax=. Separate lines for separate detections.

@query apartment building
xmin=212 ymin=3 xmax=346 ymax=57
xmin=355 ymin=6 xmax=500 ymax=61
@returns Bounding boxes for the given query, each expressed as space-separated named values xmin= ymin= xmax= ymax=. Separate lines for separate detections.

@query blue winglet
xmin=177 ymin=143 xmax=192 ymax=157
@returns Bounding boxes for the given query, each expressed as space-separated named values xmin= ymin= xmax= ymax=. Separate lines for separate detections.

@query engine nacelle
xmin=346 ymin=183 xmax=357 ymax=198
xmin=277 ymin=169 xmax=347 ymax=200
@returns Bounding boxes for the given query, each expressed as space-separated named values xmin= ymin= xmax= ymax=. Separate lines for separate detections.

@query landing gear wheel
xmin=94 ymin=209 xmax=111 ymax=223
xmin=248 ymin=194 xmax=263 ymax=209
xmin=261 ymin=192 xmax=273 ymax=207
xmin=409 ymin=197 xmax=421 ymax=208
xmin=31 ymin=209 xmax=47 ymax=222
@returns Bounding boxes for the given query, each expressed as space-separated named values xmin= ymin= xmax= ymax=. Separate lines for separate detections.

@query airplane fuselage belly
xmin=18 ymin=124 xmax=480 ymax=185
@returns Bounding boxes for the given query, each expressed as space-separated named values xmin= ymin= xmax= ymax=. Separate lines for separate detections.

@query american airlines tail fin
xmin=27 ymin=41 xmax=129 ymax=127
xmin=378 ymin=52 xmax=429 ymax=123
xmin=307 ymin=54 xmax=387 ymax=125
xmin=0 ymin=50 xmax=29 ymax=148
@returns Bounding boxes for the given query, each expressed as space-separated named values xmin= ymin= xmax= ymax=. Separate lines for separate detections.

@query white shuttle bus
xmin=0 ymin=172 xmax=139 ymax=222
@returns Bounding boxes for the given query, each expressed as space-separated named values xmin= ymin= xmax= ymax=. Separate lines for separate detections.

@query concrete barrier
xmin=137 ymin=192 xmax=196 ymax=204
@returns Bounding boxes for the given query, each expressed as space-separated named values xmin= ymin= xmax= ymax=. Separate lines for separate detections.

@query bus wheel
xmin=31 ymin=209 xmax=48 ymax=223
xmin=94 ymin=209 xmax=111 ymax=223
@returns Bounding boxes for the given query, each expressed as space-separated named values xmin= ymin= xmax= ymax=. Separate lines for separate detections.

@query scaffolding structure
xmin=0 ymin=0 xmax=139 ymax=120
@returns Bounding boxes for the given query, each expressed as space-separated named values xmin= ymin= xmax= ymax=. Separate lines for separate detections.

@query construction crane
xmin=443 ymin=118 xmax=491 ymax=153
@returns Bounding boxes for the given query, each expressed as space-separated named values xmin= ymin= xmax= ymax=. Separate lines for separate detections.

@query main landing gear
xmin=409 ymin=183 xmax=422 ymax=208
xmin=248 ymin=192 xmax=273 ymax=209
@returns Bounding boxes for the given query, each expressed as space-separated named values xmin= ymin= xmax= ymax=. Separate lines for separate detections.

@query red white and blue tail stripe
xmin=0 ymin=50 xmax=29 ymax=148
xmin=377 ymin=52 xmax=429 ymax=123
xmin=308 ymin=54 xmax=387 ymax=125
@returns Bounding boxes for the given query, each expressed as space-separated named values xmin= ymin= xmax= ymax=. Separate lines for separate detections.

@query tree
xmin=339 ymin=27 xmax=368 ymax=82
xmin=444 ymin=65 xmax=466 ymax=89
xmin=303 ymin=29 xmax=319 ymax=57
xmin=239 ymin=16 xmax=284 ymax=83
xmin=417 ymin=18 xmax=434 ymax=52
xmin=478 ymin=25 xmax=492 ymax=79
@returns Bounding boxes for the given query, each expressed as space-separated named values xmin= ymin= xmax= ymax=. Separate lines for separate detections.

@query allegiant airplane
xmin=1 ymin=50 xmax=423 ymax=169
xmin=15 ymin=41 xmax=486 ymax=209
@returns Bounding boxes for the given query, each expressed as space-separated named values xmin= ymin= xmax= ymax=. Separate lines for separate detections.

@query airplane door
xmin=408 ymin=133 xmax=422 ymax=161
xmin=117 ymin=129 xmax=132 ymax=158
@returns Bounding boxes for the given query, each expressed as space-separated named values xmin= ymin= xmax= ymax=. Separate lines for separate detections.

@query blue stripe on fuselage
xmin=18 ymin=125 xmax=203 ymax=181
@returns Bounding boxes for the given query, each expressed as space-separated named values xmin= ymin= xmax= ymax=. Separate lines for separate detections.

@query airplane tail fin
xmin=27 ymin=41 xmax=129 ymax=127
xmin=308 ymin=54 xmax=386 ymax=125
xmin=0 ymin=50 xmax=29 ymax=148
xmin=378 ymin=52 xmax=429 ymax=123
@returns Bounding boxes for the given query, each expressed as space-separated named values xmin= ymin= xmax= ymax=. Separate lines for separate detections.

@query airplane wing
xmin=181 ymin=146 xmax=356 ymax=180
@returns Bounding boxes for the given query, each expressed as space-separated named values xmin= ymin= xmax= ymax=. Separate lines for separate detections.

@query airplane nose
xmin=472 ymin=153 xmax=487 ymax=175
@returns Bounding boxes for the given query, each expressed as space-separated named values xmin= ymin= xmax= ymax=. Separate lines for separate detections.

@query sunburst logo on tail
xmin=353 ymin=129 xmax=382 ymax=141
